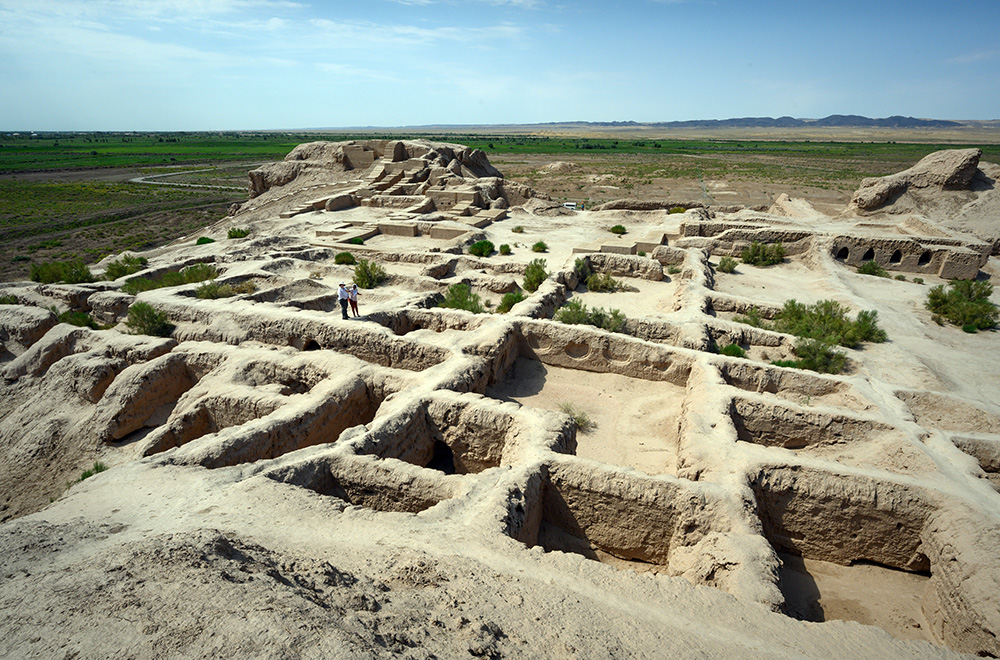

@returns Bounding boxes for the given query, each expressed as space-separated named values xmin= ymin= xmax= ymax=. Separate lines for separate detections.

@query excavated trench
xmin=729 ymin=396 xmax=895 ymax=451
xmin=750 ymin=466 xmax=938 ymax=643
xmin=718 ymin=360 xmax=870 ymax=411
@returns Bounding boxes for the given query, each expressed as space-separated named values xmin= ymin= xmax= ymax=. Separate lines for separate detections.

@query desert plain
xmin=1 ymin=135 xmax=999 ymax=658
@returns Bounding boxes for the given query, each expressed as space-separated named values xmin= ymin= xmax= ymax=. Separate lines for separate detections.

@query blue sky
xmin=1 ymin=0 xmax=998 ymax=130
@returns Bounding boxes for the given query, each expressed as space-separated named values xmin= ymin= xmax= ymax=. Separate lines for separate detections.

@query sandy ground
xmin=487 ymin=357 xmax=682 ymax=476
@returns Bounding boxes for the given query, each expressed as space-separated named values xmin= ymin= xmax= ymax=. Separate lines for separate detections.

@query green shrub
xmin=496 ymin=290 xmax=526 ymax=314
xmin=532 ymin=241 xmax=548 ymax=253
xmin=11 ymin=255 xmax=30 ymax=263
xmin=469 ymin=240 xmax=494 ymax=257
xmin=29 ymin=259 xmax=95 ymax=284
xmin=227 ymin=227 xmax=250 ymax=239
xmin=194 ymin=280 xmax=256 ymax=299
xmin=125 ymin=302 xmax=173 ymax=337
xmin=353 ymin=259 xmax=387 ymax=289
xmin=57 ymin=310 xmax=99 ymax=329
xmin=768 ymin=299 xmax=887 ymax=348
xmin=926 ymin=280 xmax=997 ymax=331
xmin=963 ymin=323 xmax=979 ymax=333
xmin=77 ymin=461 xmax=108 ymax=482
xmin=334 ymin=252 xmax=356 ymax=265
xmin=719 ymin=343 xmax=746 ymax=358
xmin=717 ymin=256 xmax=738 ymax=274
xmin=791 ymin=339 xmax=847 ymax=374
xmin=740 ymin=241 xmax=785 ymax=267
xmin=573 ymin=258 xmax=591 ymax=282
xmin=913 ymin=277 xmax=924 ymax=285
xmin=857 ymin=260 xmax=889 ymax=277
xmin=0 ymin=295 xmax=18 ymax=305
xmin=586 ymin=272 xmax=620 ymax=293
xmin=609 ymin=224 xmax=627 ymax=235
xmin=523 ymin=258 xmax=548 ymax=292
xmin=512 ymin=225 xmax=525 ymax=234
xmin=668 ymin=206 xmax=686 ymax=214
xmin=734 ymin=306 xmax=766 ymax=328
xmin=554 ymin=299 xmax=627 ymax=333
xmin=638 ymin=251 xmax=646 ymax=257
xmin=667 ymin=265 xmax=681 ymax=275
xmin=438 ymin=283 xmax=484 ymax=313
xmin=558 ymin=402 xmax=594 ymax=433
xmin=895 ymin=274 xmax=906 ymax=281
xmin=499 ymin=244 xmax=511 ymax=255
xmin=124 ymin=263 xmax=220 ymax=295
xmin=196 ymin=237 xmax=215 ymax=245
xmin=104 ymin=254 xmax=148 ymax=280
xmin=349 ymin=237 xmax=364 ymax=245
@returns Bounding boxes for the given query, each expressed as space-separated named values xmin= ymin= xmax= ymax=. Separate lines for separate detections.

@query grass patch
xmin=125 ymin=301 xmax=173 ymax=337
xmin=586 ymin=272 xmax=621 ymax=292
xmin=57 ymin=309 xmax=100 ymax=329
xmin=77 ymin=461 xmax=108 ymax=482
xmin=194 ymin=280 xmax=256 ymax=299
xmin=499 ymin=244 xmax=511 ymax=255
xmin=104 ymin=254 xmax=148 ymax=280
xmin=740 ymin=241 xmax=785 ymax=267
xmin=532 ymin=241 xmax=548 ymax=253
xmin=558 ymin=402 xmax=595 ymax=434
xmin=334 ymin=251 xmax=356 ymax=265
xmin=121 ymin=262 xmax=218 ymax=295
xmin=858 ymin=260 xmax=889 ymax=277
xmin=29 ymin=258 xmax=95 ymax=284
xmin=511 ymin=225 xmax=525 ymax=234
xmin=496 ymin=290 xmax=526 ymax=313
xmin=438 ymin=283 xmax=484 ymax=313
xmin=469 ymin=240 xmax=494 ymax=257
xmin=609 ymin=224 xmax=627 ymax=235
xmin=0 ymin=294 xmax=19 ymax=304
xmin=717 ymin=256 xmax=738 ymax=274
xmin=718 ymin=343 xmax=746 ymax=358
xmin=667 ymin=265 xmax=681 ymax=275
xmin=554 ymin=299 xmax=626 ymax=333
xmin=523 ymin=258 xmax=548 ymax=292
xmin=353 ymin=259 xmax=387 ymax=289
xmin=772 ymin=339 xmax=847 ymax=374
xmin=195 ymin=236 xmax=215 ymax=245
xmin=227 ymin=227 xmax=249 ymax=239
xmin=926 ymin=280 xmax=997 ymax=331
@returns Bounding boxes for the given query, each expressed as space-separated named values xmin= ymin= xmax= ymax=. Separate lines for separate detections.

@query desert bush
xmin=734 ymin=306 xmax=766 ymax=328
xmin=523 ymin=258 xmax=548 ymax=292
xmin=496 ymin=290 xmax=525 ymax=314
xmin=125 ymin=302 xmax=173 ymax=337
xmin=194 ymin=280 xmax=256 ymax=299
xmin=558 ymin=402 xmax=595 ymax=433
xmin=77 ymin=461 xmax=108 ymax=482
xmin=895 ymin=274 xmax=906 ymax=281
xmin=334 ymin=252 xmax=356 ymax=265
xmin=469 ymin=240 xmax=494 ymax=257
xmin=913 ymin=277 xmax=924 ymax=285
xmin=124 ymin=262 xmax=220 ymax=295
xmin=11 ymin=255 xmax=30 ymax=263
xmin=554 ymin=299 xmax=627 ymax=333
xmin=857 ymin=260 xmax=889 ymax=277
xmin=790 ymin=339 xmax=847 ymax=374
xmin=349 ymin=237 xmax=364 ymax=245
xmin=227 ymin=227 xmax=250 ymax=239
xmin=609 ymin=224 xmax=627 ymax=235
xmin=573 ymin=258 xmax=591 ymax=282
xmin=925 ymin=280 xmax=997 ymax=331
xmin=104 ymin=254 xmax=148 ymax=280
xmin=438 ymin=283 xmax=484 ymax=313
xmin=499 ymin=244 xmax=511 ymax=255
xmin=667 ymin=265 xmax=681 ymax=275
xmin=30 ymin=259 xmax=95 ymax=284
xmin=740 ymin=241 xmax=785 ymax=267
xmin=0 ymin=295 xmax=18 ymax=305
xmin=768 ymin=299 xmax=887 ymax=348
xmin=637 ymin=251 xmax=646 ymax=257
xmin=196 ymin=237 xmax=215 ymax=245
xmin=719 ymin=343 xmax=746 ymax=358
xmin=668 ymin=206 xmax=686 ymax=214
xmin=57 ymin=309 xmax=99 ymax=329
xmin=532 ymin=241 xmax=548 ymax=253
xmin=511 ymin=225 xmax=525 ymax=234
xmin=353 ymin=259 xmax=387 ymax=289
xmin=586 ymin=272 xmax=620 ymax=293
xmin=717 ymin=256 xmax=738 ymax=274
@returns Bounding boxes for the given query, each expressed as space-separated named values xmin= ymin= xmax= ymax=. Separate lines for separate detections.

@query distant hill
xmin=543 ymin=116 xmax=964 ymax=129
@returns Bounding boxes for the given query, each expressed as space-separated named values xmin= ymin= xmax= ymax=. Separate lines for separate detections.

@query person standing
xmin=337 ymin=282 xmax=350 ymax=319
xmin=349 ymin=284 xmax=360 ymax=317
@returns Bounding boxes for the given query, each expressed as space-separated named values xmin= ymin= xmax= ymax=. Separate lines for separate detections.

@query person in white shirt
xmin=349 ymin=284 xmax=360 ymax=317
xmin=337 ymin=282 xmax=350 ymax=319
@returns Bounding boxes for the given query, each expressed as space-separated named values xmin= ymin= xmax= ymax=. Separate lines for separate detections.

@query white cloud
xmin=948 ymin=49 xmax=1000 ymax=65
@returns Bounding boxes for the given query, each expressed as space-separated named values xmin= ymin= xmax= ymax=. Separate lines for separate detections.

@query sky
xmin=1 ymin=0 xmax=998 ymax=130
